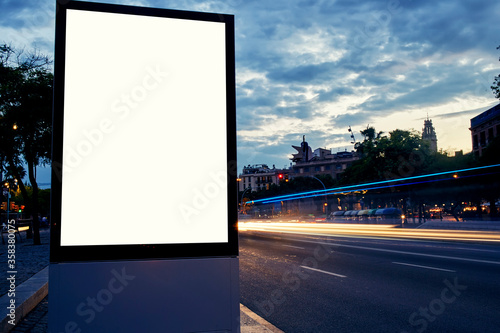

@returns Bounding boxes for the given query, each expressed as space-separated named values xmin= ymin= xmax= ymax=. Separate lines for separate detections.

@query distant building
xmin=422 ymin=116 xmax=438 ymax=153
xmin=238 ymin=135 xmax=360 ymax=193
xmin=290 ymin=136 xmax=359 ymax=180
xmin=237 ymin=164 xmax=289 ymax=192
xmin=291 ymin=135 xmax=313 ymax=163
xmin=470 ymin=103 xmax=500 ymax=157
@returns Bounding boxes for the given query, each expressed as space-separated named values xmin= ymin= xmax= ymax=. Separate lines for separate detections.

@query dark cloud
xmin=431 ymin=102 xmax=499 ymax=120
xmin=331 ymin=112 xmax=373 ymax=130
xmin=351 ymin=61 xmax=498 ymax=114
xmin=317 ymin=87 xmax=355 ymax=103
xmin=389 ymin=0 xmax=500 ymax=56
xmin=267 ymin=62 xmax=338 ymax=83
xmin=0 ymin=0 xmax=45 ymax=27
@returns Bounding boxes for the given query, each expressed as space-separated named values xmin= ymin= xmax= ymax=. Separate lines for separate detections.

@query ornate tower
xmin=422 ymin=116 xmax=438 ymax=153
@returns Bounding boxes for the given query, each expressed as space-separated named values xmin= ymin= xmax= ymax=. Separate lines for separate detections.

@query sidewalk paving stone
xmin=0 ymin=228 xmax=50 ymax=297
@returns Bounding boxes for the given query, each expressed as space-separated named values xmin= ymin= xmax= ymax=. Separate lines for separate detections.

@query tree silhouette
xmin=0 ymin=44 xmax=52 ymax=245
xmin=341 ymin=127 xmax=432 ymax=185
xmin=492 ymin=45 xmax=500 ymax=99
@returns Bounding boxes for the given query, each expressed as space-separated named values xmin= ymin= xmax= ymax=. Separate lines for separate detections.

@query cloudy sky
xmin=2 ymin=0 xmax=500 ymax=182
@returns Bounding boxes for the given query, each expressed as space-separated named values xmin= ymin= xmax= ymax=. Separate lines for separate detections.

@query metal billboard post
xmin=50 ymin=1 xmax=238 ymax=332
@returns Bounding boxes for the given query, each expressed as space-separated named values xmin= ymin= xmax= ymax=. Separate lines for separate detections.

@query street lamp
xmin=239 ymin=186 xmax=252 ymax=215
xmin=3 ymin=182 xmax=10 ymax=224
xmin=0 ymin=153 xmax=3 ymax=221
xmin=2 ymin=179 xmax=18 ymax=225
xmin=310 ymin=175 xmax=328 ymax=216
xmin=0 ymin=120 xmax=18 ymax=224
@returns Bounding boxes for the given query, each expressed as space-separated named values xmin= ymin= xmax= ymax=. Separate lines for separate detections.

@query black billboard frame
xmin=50 ymin=0 xmax=237 ymax=263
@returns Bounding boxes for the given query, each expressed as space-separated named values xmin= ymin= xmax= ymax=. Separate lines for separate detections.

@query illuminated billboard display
xmin=51 ymin=1 xmax=237 ymax=261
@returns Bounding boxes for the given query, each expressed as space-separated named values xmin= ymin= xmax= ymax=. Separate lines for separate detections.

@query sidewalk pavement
xmin=1 ymin=228 xmax=283 ymax=333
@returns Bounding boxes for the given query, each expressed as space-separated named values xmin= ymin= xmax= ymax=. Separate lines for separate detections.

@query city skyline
xmin=1 ymin=0 xmax=500 ymax=183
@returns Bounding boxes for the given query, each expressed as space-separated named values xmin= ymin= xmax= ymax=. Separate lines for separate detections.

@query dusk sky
xmin=1 ymin=0 xmax=500 ymax=184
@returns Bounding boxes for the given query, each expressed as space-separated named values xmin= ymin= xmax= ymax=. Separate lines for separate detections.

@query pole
xmin=239 ymin=187 xmax=251 ymax=215
xmin=0 ymin=156 xmax=3 ymax=225
xmin=6 ymin=185 xmax=10 ymax=224
xmin=310 ymin=176 xmax=328 ymax=216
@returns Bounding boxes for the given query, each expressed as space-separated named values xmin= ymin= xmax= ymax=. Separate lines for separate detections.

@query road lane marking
xmin=298 ymin=240 xmax=500 ymax=265
xmin=392 ymin=262 xmax=456 ymax=272
xmin=283 ymin=245 xmax=306 ymax=250
xmin=300 ymin=266 xmax=347 ymax=278
xmin=447 ymin=247 xmax=498 ymax=253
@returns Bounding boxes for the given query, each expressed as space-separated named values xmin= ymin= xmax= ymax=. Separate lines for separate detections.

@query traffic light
xmin=278 ymin=174 xmax=283 ymax=180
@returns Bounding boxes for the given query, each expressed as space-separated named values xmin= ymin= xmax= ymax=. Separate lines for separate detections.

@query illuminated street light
xmin=3 ymin=181 xmax=10 ymax=223
xmin=239 ymin=186 xmax=252 ymax=215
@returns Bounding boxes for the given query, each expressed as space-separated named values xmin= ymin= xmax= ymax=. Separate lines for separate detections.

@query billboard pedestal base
xmin=49 ymin=257 xmax=239 ymax=332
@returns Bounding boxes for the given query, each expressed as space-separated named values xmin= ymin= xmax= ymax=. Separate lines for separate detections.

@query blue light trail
xmin=251 ymin=163 xmax=500 ymax=205
xmin=261 ymin=177 xmax=451 ymax=204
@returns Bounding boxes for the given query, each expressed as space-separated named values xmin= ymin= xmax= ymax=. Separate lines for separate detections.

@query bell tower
xmin=422 ymin=115 xmax=438 ymax=153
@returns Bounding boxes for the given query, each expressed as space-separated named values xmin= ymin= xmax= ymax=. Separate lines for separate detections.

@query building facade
xmin=290 ymin=136 xmax=359 ymax=180
xmin=237 ymin=164 xmax=289 ymax=192
xmin=470 ymin=103 xmax=500 ymax=157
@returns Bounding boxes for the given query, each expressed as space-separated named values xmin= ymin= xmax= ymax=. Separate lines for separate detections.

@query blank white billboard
xmin=60 ymin=8 xmax=229 ymax=246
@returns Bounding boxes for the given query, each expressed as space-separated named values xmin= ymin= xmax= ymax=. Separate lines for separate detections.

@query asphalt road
xmin=239 ymin=227 xmax=500 ymax=333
